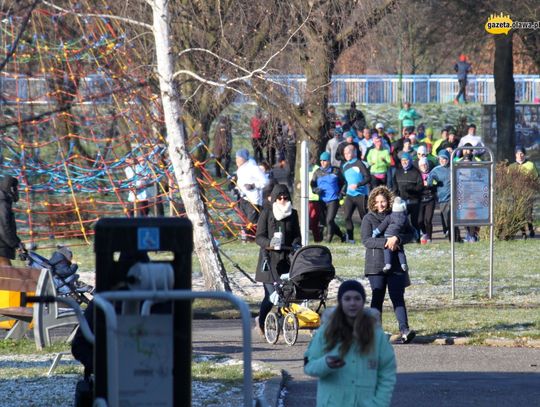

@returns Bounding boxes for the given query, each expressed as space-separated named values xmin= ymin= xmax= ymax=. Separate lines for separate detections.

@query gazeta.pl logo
xmin=485 ymin=13 xmax=513 ymax=34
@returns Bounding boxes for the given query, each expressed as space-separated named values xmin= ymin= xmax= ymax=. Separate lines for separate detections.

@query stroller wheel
xmin=283 ymin=312 xmax=299 ymax=346
xmin=264 ymin=312 xmax=280 ymax=344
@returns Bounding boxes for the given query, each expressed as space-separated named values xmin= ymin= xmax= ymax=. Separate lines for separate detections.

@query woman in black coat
xmin=361 ymin=185 xmax=415 ymax=344
xmin=254 ymin=184 xmax=301 ymax=335
xmin=0 ymin=175 xmax=21 ymax=265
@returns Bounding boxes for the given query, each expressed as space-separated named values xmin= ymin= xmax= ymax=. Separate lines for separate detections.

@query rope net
xmin=0 ymin=3 xmax=249 ymax=246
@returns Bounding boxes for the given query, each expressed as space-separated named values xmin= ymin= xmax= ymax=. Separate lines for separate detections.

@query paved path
xmin=193 ymin=319 xmax=540 ymax=407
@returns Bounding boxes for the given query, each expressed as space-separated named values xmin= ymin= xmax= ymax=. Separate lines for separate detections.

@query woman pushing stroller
xmin=254 ymin=184 xmax=301 ymax=336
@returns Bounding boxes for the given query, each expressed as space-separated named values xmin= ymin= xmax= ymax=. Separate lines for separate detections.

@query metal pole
xmin=489 ymin=150 xmax=495 ymax=298
xmin=300 ymin=140 xmax=309 ymax=246
xmin=450 ymin=151 xmax=456 ymax=299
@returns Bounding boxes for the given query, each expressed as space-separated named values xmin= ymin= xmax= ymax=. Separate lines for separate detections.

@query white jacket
xmin=236 ymin=159 xmax=268 ymax=206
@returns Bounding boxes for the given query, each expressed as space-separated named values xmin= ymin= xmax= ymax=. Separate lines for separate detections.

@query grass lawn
xmin=9 ymin=236 xmax=539 ymax=344
xmin=215 ymin=237 xmax=540 ymax=341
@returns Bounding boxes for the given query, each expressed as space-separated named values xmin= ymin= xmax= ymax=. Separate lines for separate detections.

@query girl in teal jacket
xmin=304 ymin=280 xmax=396 ymax=407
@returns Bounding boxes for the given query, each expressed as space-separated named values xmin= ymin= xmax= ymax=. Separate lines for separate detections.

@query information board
xmin=454 ymin=165 xmax=491 ymax=225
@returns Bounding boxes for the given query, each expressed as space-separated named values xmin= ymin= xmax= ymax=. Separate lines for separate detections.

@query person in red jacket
xmin=250 ymin=108 xmax=265 ymax=163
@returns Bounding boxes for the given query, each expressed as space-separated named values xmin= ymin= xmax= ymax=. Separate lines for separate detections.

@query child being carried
xmin=372 ymin=196 xmax=409 ymax=273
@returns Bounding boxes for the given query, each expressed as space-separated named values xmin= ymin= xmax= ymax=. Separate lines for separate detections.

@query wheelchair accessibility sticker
xmin=138 ymin=227 xmax=160 ymax=250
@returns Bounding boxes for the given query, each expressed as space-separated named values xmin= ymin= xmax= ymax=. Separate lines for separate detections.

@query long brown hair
xmin=324 ymin=304 xmax=376 ymax=357
xmin=367 ymin=185 xmax=394 ymax=214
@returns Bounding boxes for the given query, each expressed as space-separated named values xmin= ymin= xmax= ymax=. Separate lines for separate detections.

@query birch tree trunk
xmin=150 ymin=0 xmax=231 ymax=291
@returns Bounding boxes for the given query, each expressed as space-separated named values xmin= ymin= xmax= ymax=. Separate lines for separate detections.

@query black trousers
xmin=322 ymin=199 xmax=343 ymax=242
xmin=440 ymin=201 xmax=461 ymax=241
xmin=456 ymin=79 xmax=467 ymax=102
xmin=258 ymin=283 xmax=275 ymax=330
xmin=418 ymin=199 xmax=435 ymax=239
xmin=343 ymin=194 xmax=367 ymax=240
xmin=251 ymin=138 xmax=264 ymax=163
xmin=238 ymin=199 xmax=260 ymax=232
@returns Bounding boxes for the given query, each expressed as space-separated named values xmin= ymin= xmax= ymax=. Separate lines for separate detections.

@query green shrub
xmin=488 ymin=162 xmax=540 ymax=240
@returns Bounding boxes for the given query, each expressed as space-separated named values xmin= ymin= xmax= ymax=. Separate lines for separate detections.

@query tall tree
xmin=494 ymin=34 xmax=515 ymax=162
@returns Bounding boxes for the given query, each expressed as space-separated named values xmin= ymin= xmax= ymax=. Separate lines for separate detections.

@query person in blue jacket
xmin=304 ymin=280 xmax=396 ymax=407
xmin=426 ymin=149 xmax=461 ymax=242
xmin=341 ymin=144 xmax=371 ymax=243
xmin=311 ymin=152 xmax=345 ymax=243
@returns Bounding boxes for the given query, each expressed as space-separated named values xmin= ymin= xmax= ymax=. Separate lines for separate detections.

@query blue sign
xmin=137 ymin=227 xmax=160 ymax=250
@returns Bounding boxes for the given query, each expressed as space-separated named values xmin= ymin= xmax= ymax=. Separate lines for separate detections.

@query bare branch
xmin=173 ymin=7 xmax=311 ymax=91
xmin=42 ymin=0 xmax=153 ymax=30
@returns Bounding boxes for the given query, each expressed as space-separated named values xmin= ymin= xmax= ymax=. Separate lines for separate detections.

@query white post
xmin=300 ymin=141 xmax=309 ymax=246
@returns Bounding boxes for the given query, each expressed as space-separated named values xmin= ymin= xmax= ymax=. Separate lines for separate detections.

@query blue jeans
xmin=368 ymin=274 xmax=410 ymax=333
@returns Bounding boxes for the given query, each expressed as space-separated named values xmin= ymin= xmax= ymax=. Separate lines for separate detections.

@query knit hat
xmin=236 ymin=148 xmax=249 ymax=161
xmin=55 ymin=246 xmax=73 ymax=262
xmin=320 ymin=151 xmax=331 ymax=161
xmin=392 ymin=196 xmax=407 ymax=212
xmin=337 ymin=280 xmax=366 ymax=303
xmin=375 ymin=122 xmax=384 ymax=130
xmin=400 ymin=152 xmax=412 ymax=162
xmin=438 ymin=150 xmax=450 ymax=160
xmin=387 ymin=128 xmax=396 ymax=134
xmin=417 ymin=145 xmax=427 ymax=155
xmin=515 ymin=145 xmax=526 ymax=155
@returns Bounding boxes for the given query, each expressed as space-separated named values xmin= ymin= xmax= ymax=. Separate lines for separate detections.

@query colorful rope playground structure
xmin=0 ymin=3 xmax=250 ymax=247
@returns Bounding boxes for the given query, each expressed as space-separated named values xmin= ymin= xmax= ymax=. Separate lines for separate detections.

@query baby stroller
xmin=19 ymin=245 xmax=94 ymax=305
xmin=264 ymin=245 xmax=335 ymax=346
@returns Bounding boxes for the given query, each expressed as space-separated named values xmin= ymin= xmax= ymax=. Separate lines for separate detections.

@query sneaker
xmin=401 ymin=329 xmax=416 ymax=344
xmin=420 ymin=234 xmax=428 ymax=245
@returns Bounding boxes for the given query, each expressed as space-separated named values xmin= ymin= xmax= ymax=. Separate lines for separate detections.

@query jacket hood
xmin=0 ymin=175 xmax=18 ymax=202
xmin=0 ymin=175 xmax=17 ymax=191
xmin=367 ymin=186 xmax=394 ymax=213
xmin=270 ymin=184 xmax=291 ymax=203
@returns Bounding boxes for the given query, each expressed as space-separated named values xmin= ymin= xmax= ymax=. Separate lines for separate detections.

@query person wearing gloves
xmin=0 ymin=175 xmax=23 ymax=266
xmin=254 ymin=184 xmax=301 ymax=336
xmin=304 ymin=279 xmax=396 ymax=407
xmin=311 ymin=152 xmax=346 ymax=243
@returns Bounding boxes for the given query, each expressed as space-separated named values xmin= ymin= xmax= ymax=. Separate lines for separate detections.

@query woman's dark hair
xmin=324 ymin=303 xmax=375 ymax=357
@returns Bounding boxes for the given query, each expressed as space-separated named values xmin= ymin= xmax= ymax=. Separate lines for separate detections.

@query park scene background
xmin=1 ymin=1 xmax=539 ymax=406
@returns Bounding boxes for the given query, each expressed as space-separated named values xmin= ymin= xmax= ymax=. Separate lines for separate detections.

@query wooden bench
xmin=0 ymin=266 xmax=79 ymax=350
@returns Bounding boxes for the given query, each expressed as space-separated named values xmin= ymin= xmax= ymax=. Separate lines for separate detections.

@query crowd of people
xmin=228 ymin=102 xmax=538 ymax=247
xmin=311 ymin=102 xmax=497 ymax=245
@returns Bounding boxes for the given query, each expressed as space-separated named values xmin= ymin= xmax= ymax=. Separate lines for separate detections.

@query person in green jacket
xmin=366 ymin=136 xmax=391 ymax=187
xmin=398 ymin=102 xmax=421 ymax=132
xmin=304 ymin=280 xmax=397 ymax=407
